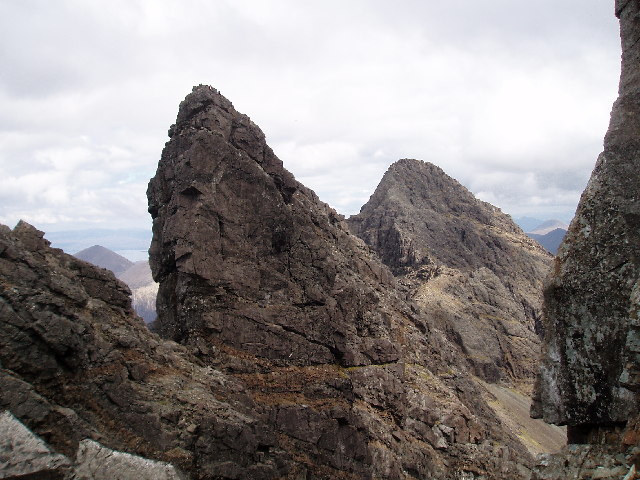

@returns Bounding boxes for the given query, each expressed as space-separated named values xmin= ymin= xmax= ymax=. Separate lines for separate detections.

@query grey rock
xmin=531 ymin=445 xmax=639 ymax=480
xmin=0 ymin=410 xmax=71 ymax=479
xmin=347 ymin=159 xmax=552 ymax=387
xmin=73 ymin=439 xmax=187 ymax=480
xmin=531 ymin=0 xmax=640 ymax=439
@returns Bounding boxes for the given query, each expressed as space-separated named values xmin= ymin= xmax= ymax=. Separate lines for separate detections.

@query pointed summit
xmin=146 ymin=87 xmax=536 ymax=477
xmin=348 ymin=158 xmax=547 ymax=276
xmin=348 ymin=159 xmax=552 ymax=389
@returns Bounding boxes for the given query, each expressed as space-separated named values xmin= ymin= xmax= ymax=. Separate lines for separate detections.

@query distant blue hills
xmin=513 ymin=217 xmax=569 ymax=255
xmin=45 ymin=228 xmax=151 ymax=256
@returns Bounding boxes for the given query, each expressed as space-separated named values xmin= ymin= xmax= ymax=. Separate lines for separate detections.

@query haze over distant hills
xmin=45 ymin=228 xmax=151 ymax=256
xmin=513 ymin=217 xmax=569 ymax=255
xmin=74 ymin=245 xmax=133 ymax=274
xmin=74 ymin=245 xmax=157 ymax=323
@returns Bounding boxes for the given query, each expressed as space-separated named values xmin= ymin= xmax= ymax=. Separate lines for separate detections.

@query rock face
xmin=0 ymin=221 xmax=294 ymax=478
xmin=347 ymin=159 xmax=552 ymax=388
xmin=0 ymin=410 xmax=71 ymax=479
xmin=147 ymin=85 xmax=535 ymax=477
xmin=531 ymin=0 xmax=640 ymax=445
xmin=0 ymin=411 xmax=186 ymax=480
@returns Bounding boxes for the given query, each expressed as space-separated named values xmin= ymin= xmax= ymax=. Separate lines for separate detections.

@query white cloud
xmin=0 ymin=0 xmax=622 ymax=232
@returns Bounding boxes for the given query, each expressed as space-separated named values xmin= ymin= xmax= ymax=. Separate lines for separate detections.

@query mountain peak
xmin=145 ymin=86 xmax=536 ymax=477
xmin=347 ymin=159 xmax=552 ymax=388
xmin=348 ymin=159 xmax=546 ymax=275
xmin=74 ymin=245 xmax=133 ymax=274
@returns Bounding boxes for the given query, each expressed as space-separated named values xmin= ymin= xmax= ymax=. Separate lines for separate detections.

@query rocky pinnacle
xmin=531 ymin=0 xmax=640 ymax=443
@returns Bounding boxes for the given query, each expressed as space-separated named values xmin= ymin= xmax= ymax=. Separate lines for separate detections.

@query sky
xmin=0 ymin=0 xmax=622 ymax=236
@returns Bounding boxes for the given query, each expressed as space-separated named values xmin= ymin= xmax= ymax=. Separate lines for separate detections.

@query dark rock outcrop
xmin=0 ymin=221 xmax=291 ymax=478
xmin=531 ymin=0 xmax=640 ymax=435
xmin=347 ymin=159 xmax=552 ymax=388
xmin=146 ymin=85 xmax=535 ymax=477
xmin=530 ymin=1 xmax=640 ymax=477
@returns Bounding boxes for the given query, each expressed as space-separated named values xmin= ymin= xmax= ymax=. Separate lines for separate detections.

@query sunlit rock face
xmin=531 ymin=0 xmax=640 ymax=443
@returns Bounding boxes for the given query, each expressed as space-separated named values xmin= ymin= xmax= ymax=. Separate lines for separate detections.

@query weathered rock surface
xmin=0 ymin=410 xmax=71 ymax=479
xmin=347 ymin=159 xmax=552 ymax=388
xmin=147 ymin=85 xmax=536 ymax=477
xmin=0 ymin=410 xmax=187 ymax=480
xmin=74 ymin=439 xmax=187 ymax=480
xmin=0 ymin=221 xmax=290 ymax=478
xmin=530 ymin=1 xmax=640 ymax=478
xmin=531 ymin=0 xmax=640 ymax=437
xmin=531 ymin=444 xmax=639 ymax=480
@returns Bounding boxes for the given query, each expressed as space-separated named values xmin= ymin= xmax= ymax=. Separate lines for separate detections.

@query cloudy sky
xmin=0 ymin=0 xmax=622 ymax=235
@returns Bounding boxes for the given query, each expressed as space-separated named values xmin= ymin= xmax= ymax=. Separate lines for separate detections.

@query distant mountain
xmin=74 ymin=245 xmax=133 ymax=274
xmin=513 ymin=216 xmax=545 ymax=232
xmin=73 ymin=245 xmax=157 ymax=323
xmin=46 ymin=228 xmax=151 ymax=254
xmin=529 ymin=219 xmax=569 ymax=235
xmin=528 ymin=228 xmax=567 ymax=255
xmin=347 ymin=159 xmax=552 ymax=389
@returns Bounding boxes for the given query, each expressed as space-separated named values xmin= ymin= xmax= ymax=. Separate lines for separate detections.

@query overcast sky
xmin=0 ymin=0 xmax=622 ymax=234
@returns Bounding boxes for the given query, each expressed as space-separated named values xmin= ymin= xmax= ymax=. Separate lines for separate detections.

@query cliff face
xmin=0 ymin=221 xmax=292 ymax=478
xmin=531 ymin=0 xmax=640 ymax=444
xmin=146 ymin=85 xmax=535 ymax=477
xmin=347 ymin=159 xmax=552 ymax=388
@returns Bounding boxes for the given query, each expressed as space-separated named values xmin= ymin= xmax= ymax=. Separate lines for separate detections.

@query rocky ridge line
xmin=0 ymin=221 xmax=294 ymax=478
xmin=347 ymin=158 xmax=552 ymax=389
xmin=146 ymin=84 xmax=537 ymax=478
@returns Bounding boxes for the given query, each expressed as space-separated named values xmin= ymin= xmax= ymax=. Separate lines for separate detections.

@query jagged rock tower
xmin=531 ymin=0 xmax=640 ymax=437
xmin=147 ymin=85 xmax=536 ymax=477
xmin=528 ymin=2 xmax=640 ymax=476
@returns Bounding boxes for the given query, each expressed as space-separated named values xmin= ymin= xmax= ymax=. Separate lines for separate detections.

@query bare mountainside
xmin=74 ymin=245 xmax=133 ymax=274
xmin=144 ymin=84 xmax=540 ymax=477
xmin=347 ymin=159 xmax=552 ymax=390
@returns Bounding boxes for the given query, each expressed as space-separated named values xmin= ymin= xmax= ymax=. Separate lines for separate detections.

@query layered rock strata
xmin=347 ymin=159 xmax=552 ymax=388
xmin=146 ymin=85 xmax=535 ymax=477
